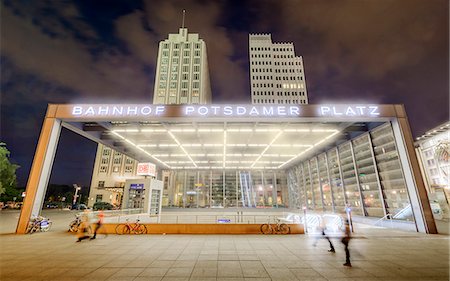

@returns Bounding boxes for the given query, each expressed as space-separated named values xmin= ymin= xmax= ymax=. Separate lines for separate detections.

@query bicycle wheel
xmin=69 ymin=222 xmax=79 ymax=232
xmin=136 ymin=224 xmax=147 ymax=234
xmin=279 ymin=223 xmax=290 ymax=234
xmin=122 ymin=225 xmax=131 ymax=234
xmin=115 ymin=224 xmax=127 ymax=235
xmin=260 ymin=224 xmax=272 ymax=234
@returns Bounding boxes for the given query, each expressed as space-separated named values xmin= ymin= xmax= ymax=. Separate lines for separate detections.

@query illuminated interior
xmin=75 ymin=120 xmax=377 ymax=171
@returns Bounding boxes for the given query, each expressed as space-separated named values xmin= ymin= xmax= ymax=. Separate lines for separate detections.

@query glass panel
xmin=310 ymin=157 xmax=323 ymax=210
xmin=211 ymin=171 xmax=223 ymax=207
xmin=264 ymin=171 xmax=275 ymax=207
xmin=185 ymin=171 xmax=197 ymax=208
xmin=353 ymin=134 xmax=384 ymax=217
xmin=303 ymin=162 xmax=313 ymax=209
xmin=318 ymin=153 xmax=332 ymax=211
xmin=275 ymin=170 xmax=288 ymax=208
xmin=174 ymin=171 xmax=185 ymax=208
xmin=225 ymin=171 xmax=237 ymax=207
xmin=328 ymin=149 xmax=345 ymax=213
xmin=371 ymin=124 xmax=413 ymax=221
xmin=197 ymin=171 xmax=209 ymax=208
xmin=253 ymin=171 xmax=265 ymax=207
xmin=338 ymin=142 xmax=362 ymax=216
xmin=287 ymin=168 xmax=300 ymax=209
xmin=297 ymin=165 xmax=306 ymax=209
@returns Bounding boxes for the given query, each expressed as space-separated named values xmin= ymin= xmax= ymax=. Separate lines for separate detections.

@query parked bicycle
xmin=260 ymin=217 xmax=290 ymax=234
xmin=68 ymin=214 xmax=82 ymax=232
xmin=26 ymin=216 xmax=52 ymax=234
xmin=115 ymin=218 xmax=147 ymax=235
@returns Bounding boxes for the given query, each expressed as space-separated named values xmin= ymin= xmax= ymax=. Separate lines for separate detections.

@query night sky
xmin=1 ymin=0 xmax=448 ymax=188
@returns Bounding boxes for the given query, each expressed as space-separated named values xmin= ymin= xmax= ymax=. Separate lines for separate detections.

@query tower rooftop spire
xmin=182 ymin=10 xmax=186 ymax=28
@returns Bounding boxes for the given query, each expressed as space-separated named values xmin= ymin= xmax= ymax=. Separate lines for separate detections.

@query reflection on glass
xmin=338 ymin=142 xmax=362 ymax=216
xmin=310 ymin=157 xmax=323 ymax=210
xmin=352 ymin=134 xmax=383 ymax=217
xmin=328 ymin=149 xmax=345 ymax=213
xmin=318 ymin=153 xmax=332 ymax=211
xmin=371 ymin=124 xmax=413 ymax=221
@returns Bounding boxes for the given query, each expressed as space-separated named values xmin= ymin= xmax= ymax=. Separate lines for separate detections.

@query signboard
xmin=137 ymin=162 xmax=156 ymax=177
xmin=130 ymin=183 xmax=144 ymax=190
xmin=69 ymin=104 xmax=382 ymax=118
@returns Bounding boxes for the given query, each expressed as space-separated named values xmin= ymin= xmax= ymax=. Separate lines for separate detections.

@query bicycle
xmin=26 ymin=216 xmax=52 ymax=234
xmin=260 ymin=217 xmax=290 ymax=234
xmin=68 ymin=214 xmax=82 ymax=232
xmin=115 ymin=218 xmax=147 ymax=235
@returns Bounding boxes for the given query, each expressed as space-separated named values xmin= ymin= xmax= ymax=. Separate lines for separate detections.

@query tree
xmin=0 ymin=143 xmax=20 ymax=202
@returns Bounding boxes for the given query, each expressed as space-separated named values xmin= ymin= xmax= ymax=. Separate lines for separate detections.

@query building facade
xmin=415 ymin=121 xmax=450 ymax=221
xmin=249 ymin=34 xmax=308 ymax=105
xmin=153 ymin=27 xmax=212 ymax=105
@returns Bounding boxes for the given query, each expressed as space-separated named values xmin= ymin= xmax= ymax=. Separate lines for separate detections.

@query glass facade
xmin=287 ymin=123 xmax=414 ymax=221
xmin=162 ymin=170 xmax=287 ymax=208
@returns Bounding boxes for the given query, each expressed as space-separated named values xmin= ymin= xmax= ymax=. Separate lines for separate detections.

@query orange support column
xmin=16 ymin=105 xmax=61 ymax=234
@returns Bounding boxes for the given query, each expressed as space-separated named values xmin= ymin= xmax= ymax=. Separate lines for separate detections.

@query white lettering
xmin=289 ymin=106 xmax=300 ymax=115
xmin=263 ymin=106 xmax=274 ymax=115
xmin=249 ymin=107 xmax=259 ymax=115
xmin=127 ymin=107 xmax=138 ymax=115
xmin=198 ymin=106 xmax=208 ymax=115
xmin=211 ymin=106 xmax=220 ymax=115
xmin=277 ymin=106 xmax=286 ymax=115
xmin=320 ymin=106 xmax=331 ymax=115
xmin=85 ymin=107 xmax=95 ymax=115
xmin=155 ymin=106 xmax=165 ymax=115
xmin=355 ymin=106 xmax=366 ymax=114
xmin=369 ymin=106 xmax=380 ymax=115
xmin=224 ymin=106 xmax=233 ymax=115
xmin=185 ymin=106 xmax=195 ymax=115
xmin=345 ymin=107 xmax=356 ymax=116
xmin=98 ymin=106 xmax=109 ymax=115
xmin=332 ymin=107 xmax=343 ymax=115
xmin=72 ymin=106 xmax=82 ymax=115
xmin=236 ymin=106 xmax=246 ymax=115
xmin=141 ymin=106 xmax=152 ymax=115
xmin=112 ymin=106 xmax=123 ymax=115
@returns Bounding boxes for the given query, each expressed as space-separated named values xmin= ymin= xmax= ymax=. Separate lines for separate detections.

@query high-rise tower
xmin=88 ymin=25 xmax=212 ymax=208
xmin=249 ymin=34 xmax=308 ymax=105
xmin=153 ymin=27 xmax=212 ymax=104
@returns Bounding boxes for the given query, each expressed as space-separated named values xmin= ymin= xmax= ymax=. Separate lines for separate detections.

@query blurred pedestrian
xmin=312 ymin=220 xmax=335 ymax=253
xmin=91 ymin=210 xmax=104 ymax=239
xmin=76 ymin=209 xmax=90 ymax=242
xmin=341 ymin=219 xmax=352 ymax=267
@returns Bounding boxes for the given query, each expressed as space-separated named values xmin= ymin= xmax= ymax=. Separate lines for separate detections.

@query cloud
xmin=1 ymin=2 xmax=153 ymax=102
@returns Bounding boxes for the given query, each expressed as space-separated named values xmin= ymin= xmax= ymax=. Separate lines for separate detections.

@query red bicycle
xmin=115 ymin=218 xmax=147 ymax=234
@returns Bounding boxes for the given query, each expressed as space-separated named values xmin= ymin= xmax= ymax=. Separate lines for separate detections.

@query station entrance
xmin=16 ymin=104 xmax=437 ymax=234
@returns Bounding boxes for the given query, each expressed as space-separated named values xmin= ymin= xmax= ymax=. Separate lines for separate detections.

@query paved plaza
xmin=0 ymin=221 xmax=449 ymax=281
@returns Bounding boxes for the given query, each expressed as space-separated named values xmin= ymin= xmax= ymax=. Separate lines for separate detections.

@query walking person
xmin=76 ymin=209 xmax=91 ymax=242
xmin=341 ymin=219 xmax=352 ymax=267
xmin=91 ymin=210 xmax=104 ymax=240
xmin=312 ymin=220 xmax=335 ymax=253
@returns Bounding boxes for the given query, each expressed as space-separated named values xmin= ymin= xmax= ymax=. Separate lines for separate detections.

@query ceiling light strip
xmin=112 ymin=131 xmax=171 ymax=168
xmin=278 ymin=131 xmax=340 ymax=169
xmin=168 ymin=131 xmax=197 ymax=167
xmin=251 ymin=131 xmax=283 ymax=168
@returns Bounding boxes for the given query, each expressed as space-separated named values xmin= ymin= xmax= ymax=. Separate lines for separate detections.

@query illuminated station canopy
xmin=63 ymin=104 xmax=389 ymax=170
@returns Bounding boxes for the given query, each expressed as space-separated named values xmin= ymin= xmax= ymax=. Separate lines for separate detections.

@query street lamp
xmin=73 ymin=184 xmax=81 ymax=206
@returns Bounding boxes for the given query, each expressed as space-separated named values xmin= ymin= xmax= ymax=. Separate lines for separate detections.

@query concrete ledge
xmin=99 ymin=223 xmax=304 ymax=234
